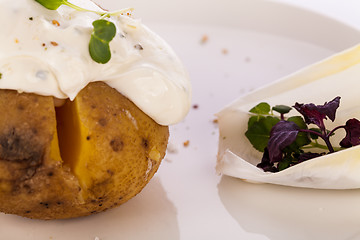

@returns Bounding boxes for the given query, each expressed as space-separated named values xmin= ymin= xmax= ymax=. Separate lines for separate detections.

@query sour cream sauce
xmin=0 ymin=0 xmax=191 ymax=125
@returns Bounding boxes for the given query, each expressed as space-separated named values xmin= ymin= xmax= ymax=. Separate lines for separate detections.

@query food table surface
xmin=2 ymin=0 xmax=360 ymax=239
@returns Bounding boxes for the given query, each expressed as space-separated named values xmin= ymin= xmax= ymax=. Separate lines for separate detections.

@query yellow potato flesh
xmin=56 ymin=98 xmax=94 ymax=196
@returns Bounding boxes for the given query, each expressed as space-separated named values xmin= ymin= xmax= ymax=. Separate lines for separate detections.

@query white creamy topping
xmin=0 ymin=0 xmax=191 ymax=125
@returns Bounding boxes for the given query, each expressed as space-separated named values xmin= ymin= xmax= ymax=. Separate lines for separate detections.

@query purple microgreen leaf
xmin=298 ymin=152 xmax=324 ymax=162
xmin=288 ymin=116 xmax=311 ymax=147
xmin=257 ymin=148 xmax=278 ymax=172
xmin=293 ymin=102 xmax=326 ymax=128
xmin=316 ymin=96 xmax=341 ymax=121
xmin=340 ymin=118 xmax=360 ymax=148
xmin=293 ymin=96 xmax=341 ymax=129
xmin=267 ymin=120 xmax=299 ymax=163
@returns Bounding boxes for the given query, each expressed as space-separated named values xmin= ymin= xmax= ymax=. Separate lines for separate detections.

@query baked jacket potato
xmin=0 ymin=81 xmax=169 ymax=219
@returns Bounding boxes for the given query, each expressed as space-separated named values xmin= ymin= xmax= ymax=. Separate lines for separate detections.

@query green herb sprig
xmin=34 ymin=0 xmax=133 ymax=64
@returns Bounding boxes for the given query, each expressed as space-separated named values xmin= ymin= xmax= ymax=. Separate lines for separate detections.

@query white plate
xmin=2 ymin=0 xmax=360 ymax=239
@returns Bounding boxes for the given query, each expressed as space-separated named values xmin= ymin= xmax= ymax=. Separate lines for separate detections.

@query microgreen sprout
xmin=245 ymin=97 xmax=360 ymax=172
xmin=34 ymin=0 xmax=134 ymax=64
xmin=89 ymin=19 xmax=116 ymax=64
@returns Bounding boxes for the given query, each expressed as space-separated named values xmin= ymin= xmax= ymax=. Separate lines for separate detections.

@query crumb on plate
xmin=200 ymin=34 xmax=208 ymax=44
xmin=52 ymin=19 xmax=60 ymax=26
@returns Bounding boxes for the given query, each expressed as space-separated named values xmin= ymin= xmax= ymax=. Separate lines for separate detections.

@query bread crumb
xmin=183 ymin=140 xmax=190 ymax=147
xmin=200 ymin=34 xmax=208 ymax=44
xmin=192 ymin=104 xmax=199 ymax=109
xmin=52 ymin=20 xmax=60 ymax=26
xmin=222 ymin=48 xmax=228 ymax=55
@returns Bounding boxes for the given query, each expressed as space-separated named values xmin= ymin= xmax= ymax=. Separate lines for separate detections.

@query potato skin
xmin=69 ymin=82 xmax=169 ymax=216
xmin=0 ymin=82 xmax=169 ymax=219
xmin=0 ymin=90 xmax=82 ymax=219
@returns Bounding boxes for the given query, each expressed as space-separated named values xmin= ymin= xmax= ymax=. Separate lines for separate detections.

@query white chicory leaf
xmin=216 ymin=44 xmax=360 ymax=189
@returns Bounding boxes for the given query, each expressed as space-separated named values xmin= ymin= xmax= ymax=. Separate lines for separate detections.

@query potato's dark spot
xmin=25 ymin=210 xmax=31 ymax=214
xmin=98 ymin=118 xmax=107 ymax=126
xmin=99 ymin=204 xmax=103 ymax=207
xmin=110 ymin=138 xmax=124 ymax=152
xmin=142 ymin=138 xmax=149 ymax=149
xmin=86 ymin=136 xmax=91 ymax=141
xmin=0 ymin=128 xmax=43 ymax=180
xmin=21 ymin=183 xmax=33 ymax=194
xmin=31 ymin=128 xmax=38 ymax=135
xmin=91 ymin=105 xmax=96 ymax=109
xmin=47 ymin=171 xmax=54 ymax=177
xmin=107 ymin=169 xmax=114 ymax=176
xmin=17 ymin=104 xmax=25 ymax=111
xmin=40 ymin=202 xmax=49 ymax=208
